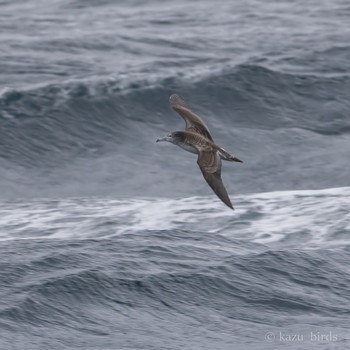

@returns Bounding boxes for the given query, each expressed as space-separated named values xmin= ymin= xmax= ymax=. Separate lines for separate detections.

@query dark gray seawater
xmin=1 ymin=0 xmax=350 ymax=349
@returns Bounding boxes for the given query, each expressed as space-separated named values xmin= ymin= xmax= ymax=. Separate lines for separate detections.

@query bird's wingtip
xmin=169 ymin=93 xmax=179 ymax=103
xmin=225 ymin=201 xmax=234 ymax=210
xmin=169 ymin=93 xmax=189 ymax=108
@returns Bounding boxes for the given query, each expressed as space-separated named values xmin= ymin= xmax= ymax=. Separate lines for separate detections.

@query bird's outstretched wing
xmin=169 ymin=94 xmax=214 ymax=141
xmin=197 ymin=149 xmax=233 ymax=209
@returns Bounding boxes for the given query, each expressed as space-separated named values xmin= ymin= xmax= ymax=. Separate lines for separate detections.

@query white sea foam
xmin=0 ymin=187 xmax=349 ymax=249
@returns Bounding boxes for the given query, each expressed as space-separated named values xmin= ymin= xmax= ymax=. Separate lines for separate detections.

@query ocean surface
xmin=0 ymin=0 xmax=350 ymax=349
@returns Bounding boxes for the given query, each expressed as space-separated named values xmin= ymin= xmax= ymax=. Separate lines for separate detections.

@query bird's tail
xmin=218 ymin=147 xmax=243 ymax=163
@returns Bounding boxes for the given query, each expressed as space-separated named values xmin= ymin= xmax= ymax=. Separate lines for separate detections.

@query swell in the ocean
xmin=1 ymin=65 xmax=350 ymax=199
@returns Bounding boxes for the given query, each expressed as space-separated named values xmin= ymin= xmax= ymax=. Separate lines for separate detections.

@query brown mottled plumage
xmin=169 ymin=94 xmax=214 ymax=142
xmin=156 ymin=94 xmax=243 ymax=210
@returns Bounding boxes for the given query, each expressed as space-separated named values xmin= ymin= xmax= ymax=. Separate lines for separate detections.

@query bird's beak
xmin=232 ymin=156 xmax=243 ymax=163
xmin=156 ymin=136 xmax=168 ymax=143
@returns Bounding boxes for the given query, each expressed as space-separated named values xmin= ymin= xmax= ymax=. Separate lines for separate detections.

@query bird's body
xmin=156 ymin=94 xmax=242 ymax=209
xmin=175 ymin=131 xmax=238 ymax=161
xmin=176 ymin=138 xmax=198 ymax=155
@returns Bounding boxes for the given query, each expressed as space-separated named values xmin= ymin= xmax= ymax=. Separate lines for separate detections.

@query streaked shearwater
xmin=156 ymin=94 xmax=243 ymax=209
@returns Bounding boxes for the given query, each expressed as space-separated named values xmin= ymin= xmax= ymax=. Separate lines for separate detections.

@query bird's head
xmin=156 ymin=131 xmax=183 ymax=144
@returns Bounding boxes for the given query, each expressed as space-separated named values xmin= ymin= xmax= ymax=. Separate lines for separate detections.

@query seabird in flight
xmin=156 ymin=94 xmax=242 ymax=210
